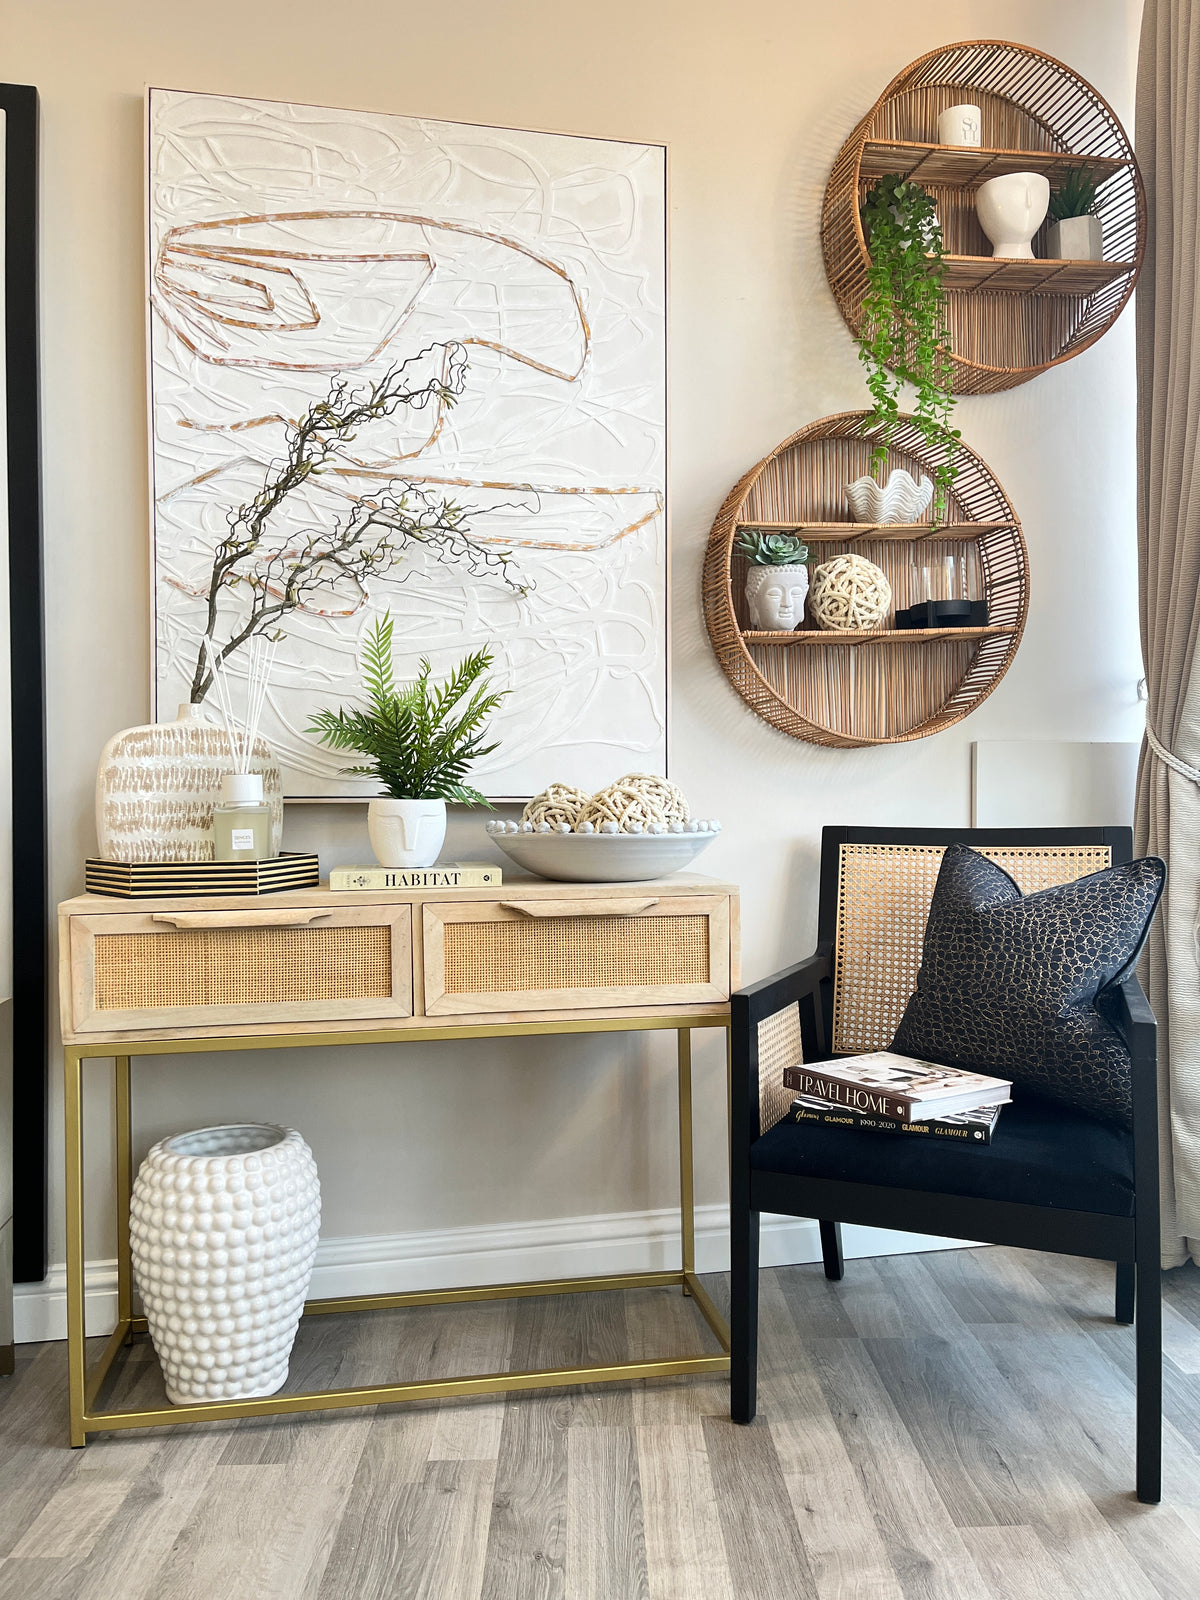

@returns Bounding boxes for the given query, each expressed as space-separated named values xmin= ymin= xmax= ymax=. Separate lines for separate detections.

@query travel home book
xmin=782 ymin=1051 xmax=1011 ymax=1123
xmin=786 ymin=1095 xmax=1004 ymax=1144
xmin=330 ymin=864 xmax=503 ymax=891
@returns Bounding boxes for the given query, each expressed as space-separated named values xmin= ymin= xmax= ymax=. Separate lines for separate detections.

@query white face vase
xmin=937 ymin=103 xmax=981 ymax=147
xmin=975 ymin=171 xmax=1051 ymax=260
xmin=745 ymin=564 xmax=810 ymax=630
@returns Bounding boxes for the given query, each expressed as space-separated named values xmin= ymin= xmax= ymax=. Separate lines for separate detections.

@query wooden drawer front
xmin=71 ymin=907 xmax=413 ymax=1033
xmin=423 ymin=896 xmax=730 ymax=1015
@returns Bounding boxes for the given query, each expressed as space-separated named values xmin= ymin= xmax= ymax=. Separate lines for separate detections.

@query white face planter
xmin=745 ymin=564 xmax=810 ymax=630
xmin=367 ymin=797 xmax=448 ymax=867
xmin=975 ymin=171 xmax=1051 ymax=260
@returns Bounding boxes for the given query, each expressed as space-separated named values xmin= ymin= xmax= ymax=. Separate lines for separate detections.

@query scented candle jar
xmin=212 ymin=772 xmax=272 ymax=861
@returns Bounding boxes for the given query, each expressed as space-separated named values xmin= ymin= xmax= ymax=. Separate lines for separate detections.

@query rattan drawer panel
xmin=423 ymin=896 xmax=731 ymax=1015
xmin=94 ymin=926 xmax=393 ymax=1010
xmin=69 ymin=906 xmax=413 ymax=1033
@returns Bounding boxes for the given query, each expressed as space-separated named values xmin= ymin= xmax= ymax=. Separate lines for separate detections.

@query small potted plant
xmin=734 ymin=530 xmax=811 ymax=630
xmin=1045 ymin=165 xmax=1104 ymax=262
xmin=309 ymin=613 xmax=505 ymax=867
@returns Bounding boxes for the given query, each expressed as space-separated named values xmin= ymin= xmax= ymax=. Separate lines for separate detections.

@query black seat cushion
xmin=890 ymin=844 xmax=1165 ymax=1127
xmin=750 ymin=1093 xmax=1134 ymax=1215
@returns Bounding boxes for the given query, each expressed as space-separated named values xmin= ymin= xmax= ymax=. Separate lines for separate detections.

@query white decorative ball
xmin=809 ymin=554 xmax=892 ymax=632
xmin=521 ymin=783 xmax=591 ymax=830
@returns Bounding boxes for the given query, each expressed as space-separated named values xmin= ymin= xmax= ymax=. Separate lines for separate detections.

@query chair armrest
xmin=1109 ymin=971 xmax=1160 ymax=1240
xmin=733 ymin=951 xmax=830 ymax=1023
xmin=1112 ymin=970 xmax=1155 ymax=1039
xmin=731 ymin=951 xmax=832 ymax=1147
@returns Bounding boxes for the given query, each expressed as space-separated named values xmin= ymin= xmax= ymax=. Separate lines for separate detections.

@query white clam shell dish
xmin=130 ymin=1124 xmax=321 ymax=1404
xmin=486 ymin=819 xmax=721 ymax=882
xmin=844 ymin=469 xmax=934 ymax=524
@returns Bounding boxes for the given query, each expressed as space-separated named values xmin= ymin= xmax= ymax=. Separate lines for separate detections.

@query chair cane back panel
xmin=830 ymin=842 xmax=1113 ymax=1056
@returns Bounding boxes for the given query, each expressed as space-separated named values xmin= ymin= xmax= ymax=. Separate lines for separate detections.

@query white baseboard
xmin=13 ymin=1205 xmax=974 ymax=1345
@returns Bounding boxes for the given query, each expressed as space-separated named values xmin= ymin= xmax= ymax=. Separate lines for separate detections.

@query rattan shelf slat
xmin=703 ymin=410 xmax=1028 ymax=747
xmin=941 ymin=255 xmax=1133 ymax=295
xmin=745 ymin=624 xmax=1014 ymax=647
xmin=859 ymin=138 xmax=1129 ymax=187
xmin=821 ymin=41 xmax=1146 ymax=393
xmin=735 ymin=519 xmax=1014 ymax=541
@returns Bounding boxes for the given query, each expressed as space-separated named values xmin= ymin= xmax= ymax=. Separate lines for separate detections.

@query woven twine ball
xmin=521 ymin=783 xmax=592 ymax=829
xmin=809 ymin=553 xmax=892 ymax=632
xmin=577 ymin=773 xmax=691 ymax=831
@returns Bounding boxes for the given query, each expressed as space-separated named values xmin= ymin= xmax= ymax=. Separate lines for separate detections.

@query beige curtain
xmin=1135 ymin=0 xmax=1200 ymax=1265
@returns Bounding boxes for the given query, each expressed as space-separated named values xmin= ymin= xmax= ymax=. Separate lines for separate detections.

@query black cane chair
xmin=729 ymin=825 xmax=1162 ymax=1503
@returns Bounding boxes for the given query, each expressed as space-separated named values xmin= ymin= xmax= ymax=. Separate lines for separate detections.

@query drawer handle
xmin=150 ymin=910 xmax=333 ymax=930
xmin=499 ymin=898 xmax=660 ymax=919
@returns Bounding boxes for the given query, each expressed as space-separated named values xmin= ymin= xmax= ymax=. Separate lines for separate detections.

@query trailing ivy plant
xmin=857 ymin=175 xmax=959 ymax=518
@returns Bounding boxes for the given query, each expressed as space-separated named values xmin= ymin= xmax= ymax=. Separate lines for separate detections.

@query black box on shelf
xmin=893 ymin=599 xmax=990 ymax=630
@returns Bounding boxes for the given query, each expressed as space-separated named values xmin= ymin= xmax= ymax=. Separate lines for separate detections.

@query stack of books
xmin=782 ymin=1051 xmax=1011 ymax=1145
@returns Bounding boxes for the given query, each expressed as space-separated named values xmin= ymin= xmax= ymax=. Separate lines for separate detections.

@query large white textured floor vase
xmin=130 ymin=1124 xmax=321 ymax=1404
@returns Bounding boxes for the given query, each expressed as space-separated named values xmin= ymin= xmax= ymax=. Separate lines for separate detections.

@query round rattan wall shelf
xmin=702 ymin=412 xmax=1028 ymax=747
xmin=822 ymin=40 xmax=1145 ymax=394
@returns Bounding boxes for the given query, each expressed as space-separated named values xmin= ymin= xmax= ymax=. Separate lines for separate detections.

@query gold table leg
xmin=64 ymin=1047 xmax=87 ymax=1447
xmin=678 ymin=1028 xmax=694 ymax=1293
xmin=115 ymin=1057 xmax=133 ymax=1339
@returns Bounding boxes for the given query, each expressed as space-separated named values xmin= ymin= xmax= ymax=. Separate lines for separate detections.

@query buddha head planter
xmin=734 ymin=529 xmax=811 ymax=631
xmin=975 ymin=171 xmax=1051 ymax=260
xmin=744 ymin=564 xmax=810 ymax=631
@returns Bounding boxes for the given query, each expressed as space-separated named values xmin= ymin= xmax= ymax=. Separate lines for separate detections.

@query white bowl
xmin=486 ymin=826 xmax=720 ymax=883
xmin=844 ymin=469 xmax=934 ymax=524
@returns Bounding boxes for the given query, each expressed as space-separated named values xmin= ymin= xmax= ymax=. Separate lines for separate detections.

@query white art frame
xmin=146 ymin=88 xmax=669 ymax=800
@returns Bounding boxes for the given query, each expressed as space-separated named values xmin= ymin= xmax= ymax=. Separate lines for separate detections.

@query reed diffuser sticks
xmin=204 ymin=634 xmax=279 ymax=772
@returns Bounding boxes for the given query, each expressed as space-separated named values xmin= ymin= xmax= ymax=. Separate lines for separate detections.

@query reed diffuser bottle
xmin=206 ymin=635 xmax=279 ymax=863
xmin=212 ymin=772 xmax=272 ymax=861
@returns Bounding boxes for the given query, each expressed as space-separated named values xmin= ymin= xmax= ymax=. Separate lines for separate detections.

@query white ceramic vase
xmin=367 ymin=797 xmax=448 ymax=867
xmin=1046 ymin=214 xmax=1104 ymax=261
xmin=744 ymin=564 xmax=809 ymax=630
xmin=129 ymin=1124 xmax=321 ymax=1404
xmin=975 ymin=172 xmax=1050 ymax=260
xmin=95 ymin=703 xmax=283 ymax=863
xmin=845 ymin=469 xmax=934 ymax=524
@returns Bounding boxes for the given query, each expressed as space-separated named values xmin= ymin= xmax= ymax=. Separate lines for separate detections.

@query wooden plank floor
xmin=3 ymin=1247 xmax=1200 ymax=1599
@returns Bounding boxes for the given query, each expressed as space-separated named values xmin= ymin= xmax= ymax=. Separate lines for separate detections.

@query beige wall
xmin=4 ymin=0 xmax=1143 ymax=1280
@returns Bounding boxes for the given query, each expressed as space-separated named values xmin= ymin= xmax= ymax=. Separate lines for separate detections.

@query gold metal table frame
xmin=64 ymin=1015 xmax=731 ymax=1445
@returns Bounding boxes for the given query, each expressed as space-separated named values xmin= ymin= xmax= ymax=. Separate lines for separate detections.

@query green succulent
xmin=857 ymin=174 xmax=959 ymax=520
xmin=734 ymin=530 xmax=810 ymax=566
xmin=1048 ymin=165 xmax=1101 ymax=221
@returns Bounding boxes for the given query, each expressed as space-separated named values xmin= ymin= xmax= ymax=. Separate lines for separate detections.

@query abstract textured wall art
xmin=147 ymin=89 xmax=667 ymax=798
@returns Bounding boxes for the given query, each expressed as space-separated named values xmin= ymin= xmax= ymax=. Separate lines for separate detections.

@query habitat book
xmin=786 ymin=1095 xmax=1004 ymax=1144
xmin=782 ymin=1051 xmax=1011 ymax=1123
xmin=329 ymin=863 xmax=502 ymax=891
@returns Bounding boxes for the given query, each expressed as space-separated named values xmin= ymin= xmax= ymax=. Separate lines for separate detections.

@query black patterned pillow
xmin=891 ymin=844 xmax=1165 ymax=1127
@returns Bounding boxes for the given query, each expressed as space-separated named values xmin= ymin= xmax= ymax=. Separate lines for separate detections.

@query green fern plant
xmin=857 ymin=175 xmax=959 ymax=518
xmin=308 ymin=613 xmax=506 ymax=804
